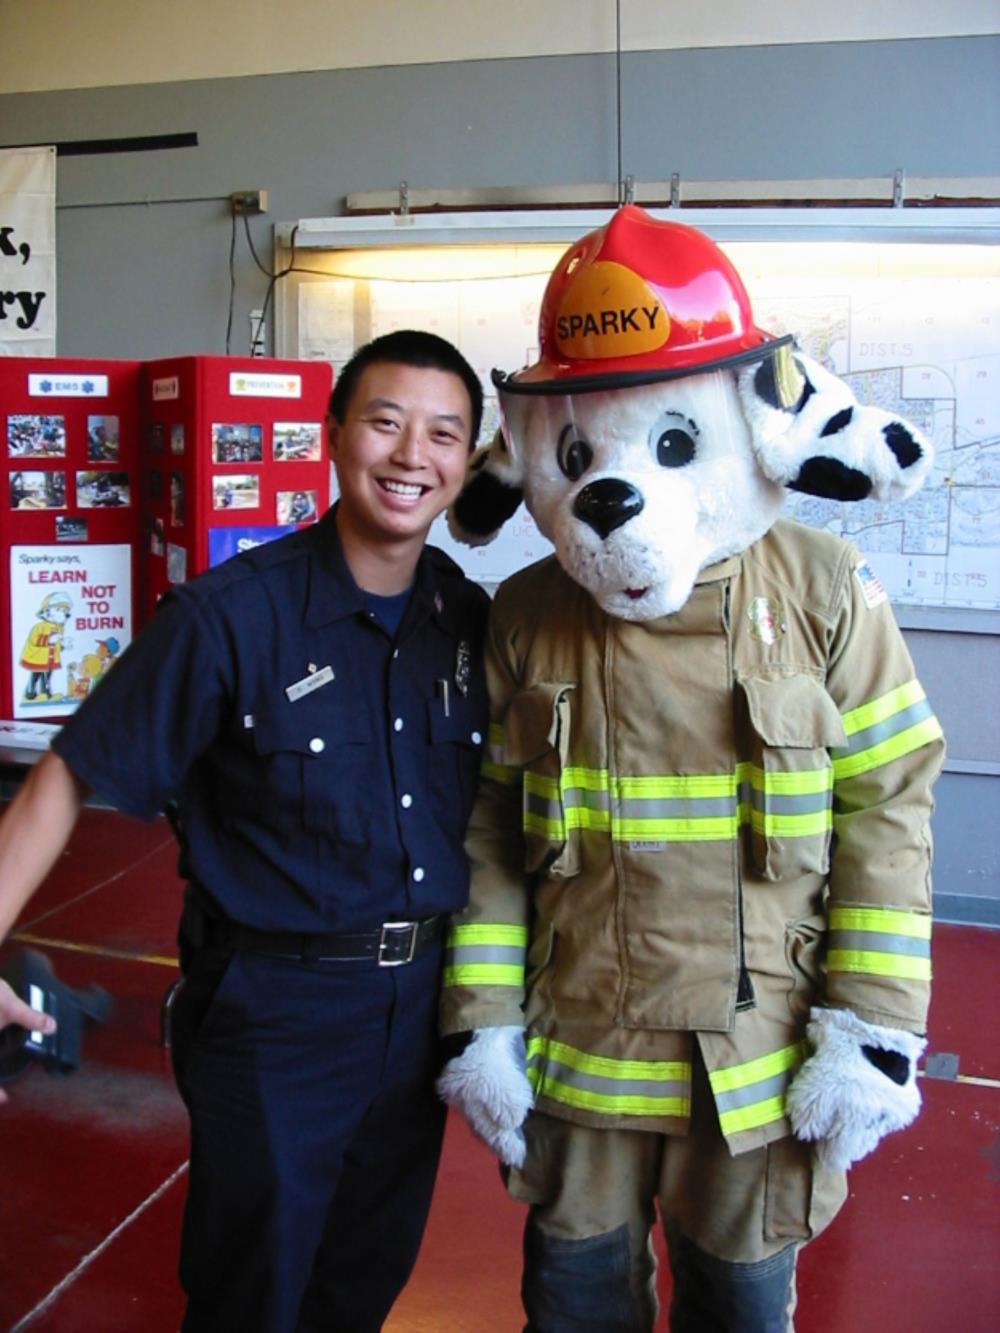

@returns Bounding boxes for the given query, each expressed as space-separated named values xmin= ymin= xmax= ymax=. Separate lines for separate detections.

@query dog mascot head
xmin=449 ymin=206 xmax=932 ymax=620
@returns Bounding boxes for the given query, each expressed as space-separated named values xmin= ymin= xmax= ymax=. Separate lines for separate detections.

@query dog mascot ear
xmin=739 ymin=349 xmax=933 ymax=502
xmin=449 ymin=429 xmax=523 ymax=546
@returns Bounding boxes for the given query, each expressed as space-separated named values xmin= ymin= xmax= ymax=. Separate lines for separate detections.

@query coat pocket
xmin=739 ymin=673 xmax=846 ymax=881
xmin=503 ymin=682 xmax=578 ymax=877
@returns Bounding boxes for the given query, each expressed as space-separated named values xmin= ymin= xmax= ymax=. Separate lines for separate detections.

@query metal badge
xmin=454 ymin=640 xmax=471 ymax=697
xmin=747 ymin=597 xmax=786 ymax=645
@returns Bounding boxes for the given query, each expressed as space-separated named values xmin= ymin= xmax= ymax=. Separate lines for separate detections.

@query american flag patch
xmin=854 ymin=560 xmax=888 ymax=609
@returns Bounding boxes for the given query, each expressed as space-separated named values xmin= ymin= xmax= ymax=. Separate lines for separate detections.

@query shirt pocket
xmin=426 ymin=696 xmax=486 ymax=837
xmin=502 ymin=681 xmax=579 ymax=878
xmin=739 ymin=673 xmax=846 ymax=882
xmin=251 ymin=695 xmax=373 ymax=843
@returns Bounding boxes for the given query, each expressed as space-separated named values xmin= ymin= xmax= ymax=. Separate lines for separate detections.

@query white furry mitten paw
xmin=436 ymin=1025 xmax=534 ymax=1167
xmin=786 ymin=1006 xmax=927 ymax=1171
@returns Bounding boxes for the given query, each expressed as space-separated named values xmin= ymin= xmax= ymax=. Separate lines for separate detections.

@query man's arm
xmin=0 ymin=750 xmax=89 ymax=944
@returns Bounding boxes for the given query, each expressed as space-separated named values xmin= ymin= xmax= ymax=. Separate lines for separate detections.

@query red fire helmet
xmin=495 ymin=205 xmax=789 ymax=395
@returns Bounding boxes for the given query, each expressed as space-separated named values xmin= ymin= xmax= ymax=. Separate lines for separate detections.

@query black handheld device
xmin=0 ymin=949 xmax=111 ymax=1083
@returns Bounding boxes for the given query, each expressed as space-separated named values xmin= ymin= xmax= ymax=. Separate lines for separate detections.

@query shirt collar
xmin=305 ymin=506 xmax=462 ymax=634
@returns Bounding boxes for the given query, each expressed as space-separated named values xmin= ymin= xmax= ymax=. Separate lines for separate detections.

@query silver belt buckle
xmin=378 ymin=920 xmax=417 ymax=966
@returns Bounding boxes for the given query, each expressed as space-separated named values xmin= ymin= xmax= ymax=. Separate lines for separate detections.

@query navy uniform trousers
xmin=171 ymin=938 xmax=446 ymax=1333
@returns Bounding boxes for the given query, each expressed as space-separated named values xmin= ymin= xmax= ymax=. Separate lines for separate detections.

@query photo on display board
xmin=170 ymin=471 xmax=185 ymax=526
xmin=211 ymin=422 xmax=264 ymax=464
xmin=7 ymin=415 xmax=66 ymax=459
xmin=277 ymin=489 xmax=318 ymax=524
xmin=170 ymin=424 xmax=185 ymax=455
xmin=167 ymin=542 xmax=187 ymax=583
xmin=273 ymin=421 xmax=323 ymax=462
xmin=149 ymin=422 xmax=165 ymax=454
xmin=10 ymin=470 xmax=66 ymax=509
xmin=150 ymin=516 xmax=165 ymax=556
xmin=211 ymin=473 xmax=259 ymax=510
xmin=56 ymin=515 xmax=88 ymax=542
xmin=87 ymin=415 xmax=120 ymax=462
xmin=76 ymin=470 xmax=131 ymax=508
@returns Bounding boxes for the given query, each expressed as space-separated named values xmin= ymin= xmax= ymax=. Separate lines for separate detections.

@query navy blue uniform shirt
xmin=54 ymin=509 xmax=490 ymax=933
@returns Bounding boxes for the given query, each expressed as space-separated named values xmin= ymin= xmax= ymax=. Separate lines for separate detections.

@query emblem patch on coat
xmin=747 ymin=597 xmax=786 ymax=645
xmin=854 ymin=560 xmax=888 ymax=609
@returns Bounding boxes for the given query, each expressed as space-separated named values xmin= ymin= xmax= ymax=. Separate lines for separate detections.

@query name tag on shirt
xmin=285 ymin=664 xmax=335 ymax=702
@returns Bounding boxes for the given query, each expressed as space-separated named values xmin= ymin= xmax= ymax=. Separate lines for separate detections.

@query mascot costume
xmin=438 ymin=207 xmax=944 ymax=1332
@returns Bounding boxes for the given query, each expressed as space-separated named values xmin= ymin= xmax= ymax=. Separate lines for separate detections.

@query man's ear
xmin=448 ymin=429 xmax=524 ymax=547
xmin=738 ymin=350 xmax=933 ymax=502
xmin=325 ymin=414 xmax=340 ymax=462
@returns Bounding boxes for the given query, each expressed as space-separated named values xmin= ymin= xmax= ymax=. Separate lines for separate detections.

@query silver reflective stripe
xmin=618 ymin=795 xmax=734 ymax=820
xmin=738 ymin=779 xmax=832 ymax=817
xmin=828 ymin=930 xmax=930 ymax=959
xmin=832 ymin=697 xmax=934 ymax=759
xmin=712 ymin=1069 xmax=793 ymax=1115
xmin=444 ymin=944 xmax=527 ymax=967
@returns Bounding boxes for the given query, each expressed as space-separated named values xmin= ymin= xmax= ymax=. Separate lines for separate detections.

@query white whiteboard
xmin=283 ymin=236 xmax=1000 ymax=610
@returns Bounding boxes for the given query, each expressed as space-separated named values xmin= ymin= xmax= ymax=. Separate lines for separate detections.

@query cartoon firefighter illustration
xmin=20 ymin=591 xmax=74 ymax=702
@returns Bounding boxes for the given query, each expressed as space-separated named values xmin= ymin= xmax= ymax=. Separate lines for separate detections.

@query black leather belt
xmin=201 ymin=915 xmax=444 ymax=966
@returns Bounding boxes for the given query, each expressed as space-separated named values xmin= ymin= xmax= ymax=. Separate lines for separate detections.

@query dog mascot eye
xmin=557 ymin=427 xmax=594 ymax=481
xmin=652 ymin=422 xmax=697 ymax=469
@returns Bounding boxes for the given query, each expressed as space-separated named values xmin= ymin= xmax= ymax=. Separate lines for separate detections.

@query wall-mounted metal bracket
xmin=893 ymin=168 xmax=906 ymax=208
xmin=670 ymin=172 xmax=681 ymax=208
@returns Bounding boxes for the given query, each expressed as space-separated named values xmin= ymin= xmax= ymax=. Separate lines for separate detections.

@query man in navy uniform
xmin=0 ymin=330 xmax=490 ymax=1332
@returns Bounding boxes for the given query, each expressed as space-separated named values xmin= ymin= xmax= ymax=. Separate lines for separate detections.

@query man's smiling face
xmin=328 ymin=360 xmax=473 ymax=555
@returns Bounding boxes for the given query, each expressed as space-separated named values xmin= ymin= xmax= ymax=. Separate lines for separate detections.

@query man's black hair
xmin=328 ymin=329 xmax=484 ymax=447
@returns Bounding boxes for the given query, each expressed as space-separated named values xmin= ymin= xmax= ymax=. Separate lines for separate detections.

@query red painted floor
xmin=0 ymin=807 xmax=997 ymax=1332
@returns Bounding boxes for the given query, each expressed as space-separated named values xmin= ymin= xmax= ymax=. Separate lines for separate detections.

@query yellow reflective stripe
xmin=529 ymin=1075 xmax=690 ymax=1117
xmin=717 ymin=1093 xmax=788 ymax=1136
xmin=566 ymin=807 xmax=612 ymax=831
xmin=828 ymin=907 xmax=931 ymax=940
xmin=832 ymin=716 xmax=943 ymax=780
xmin=441 ymin=963 xmax=525 ymax=987
xmin=488 ymin=722 xmax=505 ymax=746
xmin=524 ymin=811 xmax=565 ymax=840
xmin=613 ymin=814 xmax=739 ymax=840
xmin=481 ymin=757 xmax=520 ymax=785
xmin=447 ymin=923 xmax=529 ymax=948
xmin=841 ymin=680 xmax=927 ymax=737
xmin=563 ymin=766 xmax=608 ymax=789
xmin=525 ymin=772 xmax=560 ymax=800
xmin=752 ymin=769 xmax=833 ymax=796
xmin=708 ymin=1042 xmax=805 ymax=1095
xmin=826 ymin=949 xmax=932 ymax=981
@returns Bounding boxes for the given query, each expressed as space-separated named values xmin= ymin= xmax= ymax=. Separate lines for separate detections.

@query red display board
xmin=1 ymin=358 xmax=142 ymax=721
xmin=141 ymin=357 xmax=333 ymax=619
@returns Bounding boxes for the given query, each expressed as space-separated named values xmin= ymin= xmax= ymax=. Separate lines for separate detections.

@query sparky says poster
xmin=10 ymin=545 xmax=131 ymax=719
